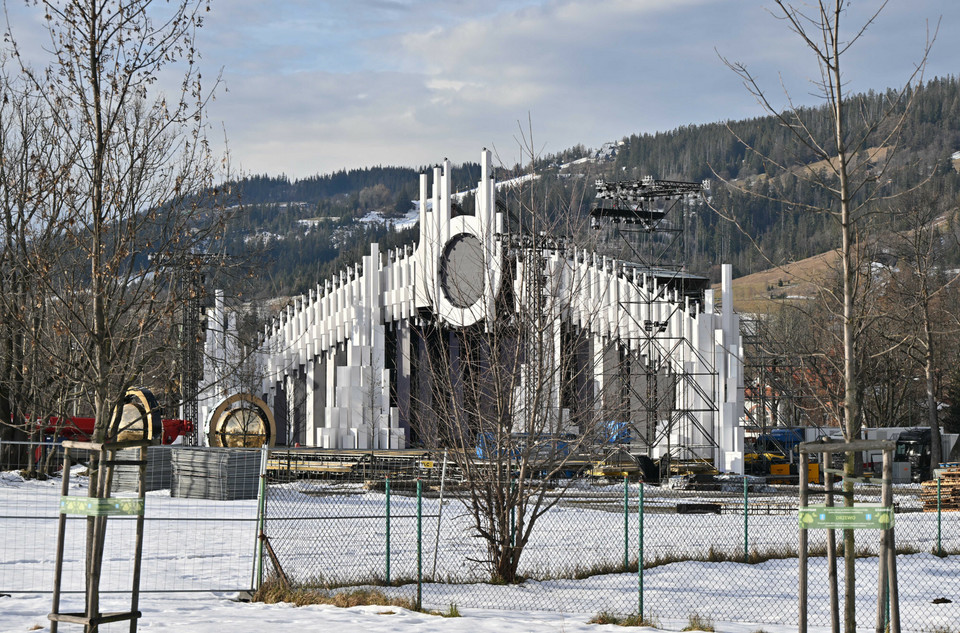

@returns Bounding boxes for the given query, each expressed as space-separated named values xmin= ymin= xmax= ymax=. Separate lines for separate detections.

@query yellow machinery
xmin=769 ymin=461 xmax=820 ymax=484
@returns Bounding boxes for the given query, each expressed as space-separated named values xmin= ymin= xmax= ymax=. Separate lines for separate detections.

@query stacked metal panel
xmin=112 ymin=448 xmax=172 ymax=492
xmin=171 ymin=448 xmax=261 ymax=500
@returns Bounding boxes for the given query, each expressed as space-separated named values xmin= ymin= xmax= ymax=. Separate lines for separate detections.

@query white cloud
xmin=6 ymin=0 xmax=955 ymax=179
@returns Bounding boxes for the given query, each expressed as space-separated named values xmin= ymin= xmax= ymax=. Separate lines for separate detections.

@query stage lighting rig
xmin=590 ymin=177 xmax=706 ymax=231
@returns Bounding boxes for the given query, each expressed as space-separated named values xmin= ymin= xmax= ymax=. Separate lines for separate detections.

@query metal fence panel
xmin=0 ymin=441 xmax=262 ymax=594
xmin=4 ymin=441 xmax=959 ymax=632
xmin=261 ymin=454 xmax=960 ymax=631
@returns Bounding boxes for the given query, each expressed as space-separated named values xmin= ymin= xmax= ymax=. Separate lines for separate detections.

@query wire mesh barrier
xmin=3 ymin=441 xmax=959 ymax=631
xmin=260 ymin=449 xmax=438 ymax=592
xmin=0 ymin=441 xmax=263 ymax=595
xmin=261 ymin=456 xmax=960 ymax=631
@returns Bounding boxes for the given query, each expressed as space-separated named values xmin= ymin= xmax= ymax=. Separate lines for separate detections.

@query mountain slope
xmin=221 ymin=75 xmax=960 ymax=301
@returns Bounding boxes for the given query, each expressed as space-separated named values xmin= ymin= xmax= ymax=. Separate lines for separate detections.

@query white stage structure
xmin=201 ymin=149 xmax=745 ymax=472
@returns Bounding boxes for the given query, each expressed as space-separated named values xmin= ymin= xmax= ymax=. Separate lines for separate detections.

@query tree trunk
xmin=925 ymin=322 xmax=941 ymax=479
xmin=830 ymin=1 xmax=858 ymax=627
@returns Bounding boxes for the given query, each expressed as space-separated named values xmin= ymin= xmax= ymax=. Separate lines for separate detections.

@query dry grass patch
xmin=433 ymin=603 xmax=462 ymax=618
xmin=682 ymin=612 xmax=715 ymax=631
xmin=253 ymin=580 xmax=416 ymax=611
xmin=589 ymin=611 xmax=659 ymax=627
xmin=722 ymin=250 xmax=837 ymax=314
xmin=253 ymin=580 xmax=462 ymax=618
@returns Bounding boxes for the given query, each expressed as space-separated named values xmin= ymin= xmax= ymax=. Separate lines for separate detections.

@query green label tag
xmin=799 ymin=505 xmax=893 ymax=530
xmin=59 ymin=496 xmax=144 ymax=516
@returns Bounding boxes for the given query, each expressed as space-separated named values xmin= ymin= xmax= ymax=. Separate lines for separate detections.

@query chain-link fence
xmin=3 ymin=441 xmax=958 ymax=631
xmin=0 ymin=441 xmax=263 ymax=595
xmin=262 ymin=454 xmax=960 ymax=631
xmin=261 ymin=449 xmax=435 ymax=590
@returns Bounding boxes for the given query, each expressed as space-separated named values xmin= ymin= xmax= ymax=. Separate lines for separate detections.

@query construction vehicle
xmin=744 ymin=427 xmax=819 ymax=483
xmin=862 ymin=427 xmax=958 ymax=483
xmin=37 ymin=415 xmax=193 ymax=445
xmin=743 ymin=428 xmax=798 ymax=476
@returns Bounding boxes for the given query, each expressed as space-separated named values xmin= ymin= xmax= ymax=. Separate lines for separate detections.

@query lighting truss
xmin=590 ymin=177 xmax=706 ymax=231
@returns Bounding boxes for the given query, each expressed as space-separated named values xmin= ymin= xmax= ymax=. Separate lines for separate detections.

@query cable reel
xmin=207 ymin=393 xmax=276 ymax=448
xmin=110 ymin=388 xmax=163 ymax=443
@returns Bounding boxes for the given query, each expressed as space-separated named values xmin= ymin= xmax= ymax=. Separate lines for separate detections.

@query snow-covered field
xmin=4 ymin=554 xmax=959 ymax=633
xmin=2 ymin=470 xmax=959 ymax=633
xmin=0 ymin=469 xmax=259 ymax=594
xmin=0 ymin=591 xmax=797 ymax=633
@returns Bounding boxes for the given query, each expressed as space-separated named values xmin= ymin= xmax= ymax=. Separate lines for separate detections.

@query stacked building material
xmin=171 ymin=448 xmax=261 ymax=500
xmin=112 ymin=447 xmax=172 ymax=492
xmin=921 ymin=464 xmax=960 ymax=512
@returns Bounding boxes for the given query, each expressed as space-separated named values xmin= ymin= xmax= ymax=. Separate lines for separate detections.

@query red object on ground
xmin=38 ymin=417 xmax=194 ymax=444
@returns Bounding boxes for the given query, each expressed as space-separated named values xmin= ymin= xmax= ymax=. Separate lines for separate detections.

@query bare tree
xmin=718 ymin=2 xmax=935 ymax=629
xmin=3 ymin=1 xmax=229 ymax=628
xmin=877 ymin=184 xmax=960 ymax=476
xmin=411 ymin=133 xmax=616 ymax=584
xmin=747 ymin=302 xmax=845 ymax=431
xmin=0 ymin=57 xmax=79 ymax=471
xmin=7 ymin=0 xmax=229 ymax=443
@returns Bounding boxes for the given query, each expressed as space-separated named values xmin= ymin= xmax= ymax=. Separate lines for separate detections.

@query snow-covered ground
xmin=5 ymin=555 xmax=958 ymax=633
xmin=1 ymin=470 xmax=958 ymax=633
xmin=0 ymin=591 xmax=779 ymax=633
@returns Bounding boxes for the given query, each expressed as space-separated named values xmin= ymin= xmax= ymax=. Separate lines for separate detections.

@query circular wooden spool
xmin=111 ymin=387 xmax=162 ymax=443
xmin=208 ymin=393 xmax=276 ymax=448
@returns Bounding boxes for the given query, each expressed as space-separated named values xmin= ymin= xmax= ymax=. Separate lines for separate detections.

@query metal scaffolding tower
xmin=179 ymin=268 xmax=204 ymax=445
xmin=175 ymin=254 xmax=218 ymax=446
xmin=590 ymin=177 xmax=721 ymax=467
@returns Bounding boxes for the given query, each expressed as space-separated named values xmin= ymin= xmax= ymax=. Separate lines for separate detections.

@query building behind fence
xmin=2 ymin=442 xmax=958 ymax=631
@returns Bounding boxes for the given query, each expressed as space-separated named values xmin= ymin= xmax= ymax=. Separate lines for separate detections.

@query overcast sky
xmin=7 ymin=1 xmax=959 ymax=179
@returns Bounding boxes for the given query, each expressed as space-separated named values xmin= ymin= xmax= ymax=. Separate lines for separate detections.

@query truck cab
xmin=895 ymin=428 xmax=931 ymax=483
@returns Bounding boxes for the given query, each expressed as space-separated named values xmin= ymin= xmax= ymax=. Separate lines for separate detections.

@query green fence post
xmin=510 ymin=478 xmax=516 ymax=546
xmin=624 ymin=475 xmax=629 ymax=570
xmin=417 ymin=478 xmax=423 ymax=611
xmin=885 ymin=581 xmax=890 ymax=633
xmin=386 ymin=476 xmax=391 ymax=584
xmin=937 ymin=477 xmax=942 ymax=557
xmin=509 ymin=478 xmax=516 ymax=573
xmin=254 ymin=445 xmax=268 ymax=591
xmin=743 ymin=475 xmax=749 ymax=564
xmin=638 ymin=480 xmax=644 ymax=618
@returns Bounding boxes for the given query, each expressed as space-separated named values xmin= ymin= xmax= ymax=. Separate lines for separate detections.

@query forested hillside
xmin=222 ymin=75 xmax=960 ymax=299
xmin=611 ymin=75 xmax=960 ymax=277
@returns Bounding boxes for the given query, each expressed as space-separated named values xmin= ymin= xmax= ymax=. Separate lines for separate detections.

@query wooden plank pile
xmin=921 ymin=464 xmax=960 ymax=512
